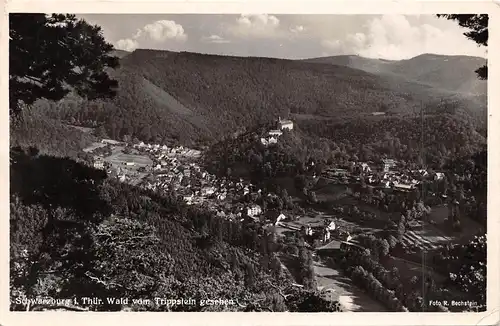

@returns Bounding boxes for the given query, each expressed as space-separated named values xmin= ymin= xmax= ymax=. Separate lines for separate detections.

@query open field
xmin=400 ymin=221 xmax=452 ymax=251
xmin=106 ymin=152 xmax=153 ymax=166
xmin=290 ymin=113 xmax=334 ymax=121
xmin=429 ymin=205 xmax=484 ymax=242
xmin=383 ymin=255 xmax=446 ymax=283
xmin=83 ymin=141 xmax=107 ymax=153
xmin=66 ymin=124 xmax=94 ymax=134
xmin=314 ymin=183 xmax=350 ymax=202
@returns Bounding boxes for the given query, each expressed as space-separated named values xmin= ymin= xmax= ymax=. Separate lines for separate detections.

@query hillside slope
xmin=303 ymin=54 xmax=487 ymax=95
xmin=10 ymin=147 xmax=339 ymax=312
xmin=38 ymin=50 xmax=487 ymax=147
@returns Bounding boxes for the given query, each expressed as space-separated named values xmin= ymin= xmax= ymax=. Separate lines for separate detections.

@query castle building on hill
xmin=278 ymin=117 xmax=294 ymax=130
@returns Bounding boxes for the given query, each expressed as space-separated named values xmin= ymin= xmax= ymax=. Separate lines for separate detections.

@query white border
xmin=1 ymin=1 xmax=499 ymax=326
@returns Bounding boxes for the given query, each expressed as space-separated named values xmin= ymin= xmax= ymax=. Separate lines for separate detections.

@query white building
xmin=274 ymin=213 xmax=286 ymax=226
xmin=323 ymin=228 xmax=331 ymax=242
xmin=201 ymin=186 xmax=215 ymax=196
xmin=360 ymin=163 xmax=371 ymax=173
xmin=93 ymin=157 xmax=105 ymax=170
xmin=101 ymin=139 xmax=121 ymax=145
xmin=435 ymin=172 xmax=445 ymax=180
xmin=326 ymin=220 xmax=336 ymax=231
xmin=183 ymin=194 xmax=194 ymax=204
xmin=261 ymin=137 xmax=279 ymax=146
xmin=279 ymin=117 xmax=294 ymax=130
xmin=268 ymin=137 xmax=278 ymax=144
xmin=304 ymin=224 xmax=313 ymax=236
xmin=394 ymin=183 xmax=415 ymax=192
xmin=268 ymin=130 xmax=283 ymax=137
xmin=247 ymin=205 xmax=263 ymax=217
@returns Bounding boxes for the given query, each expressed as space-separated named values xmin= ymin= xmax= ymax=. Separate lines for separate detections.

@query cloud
xmin=320 ymin=15 xmax=487 ymax=59
xmin=142 ymin=20 xmax=187 ymax=42
xmin=202 ymin=34 xmax=230 ymax=44
xmin=115 ymin=38 xmax=139 ymax=52
xmin=226 ymin=14 xmax=281 ymax=38
xmin=114 ymin=19 xmax=187 ymax=51
xmin=290 ymin=25 xmax=305 ymax=34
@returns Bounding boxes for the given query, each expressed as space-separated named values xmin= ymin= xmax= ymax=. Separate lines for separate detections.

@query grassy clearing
xmin=105 ymin=152 xmax=152 ymax=166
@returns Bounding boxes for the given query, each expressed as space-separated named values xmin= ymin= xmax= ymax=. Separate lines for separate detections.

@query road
xmin=314 ymin=259 xmax=387 ymax=312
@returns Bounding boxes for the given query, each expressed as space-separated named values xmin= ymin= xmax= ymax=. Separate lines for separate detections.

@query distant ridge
xmin=302 ymin=53 xmax=487 ymax=95
xmin=110 ymin=49 xmax=131 ymax=59
xmin=38 ymin=49 xmax=487 ymax=147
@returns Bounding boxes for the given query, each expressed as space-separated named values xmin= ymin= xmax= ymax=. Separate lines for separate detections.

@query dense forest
xmin=10 ymin=147 xmax=340 ymax=312
xmin=34 ymin=49 xmax=487 ymax=147
xmin=10 ymin=109 xmax=97 ymax=159
xmin=205 ymin=114 xmax=486 ymax=188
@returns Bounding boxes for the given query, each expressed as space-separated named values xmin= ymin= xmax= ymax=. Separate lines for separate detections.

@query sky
xmin=78 ymin=14 xmax=487 ymax=60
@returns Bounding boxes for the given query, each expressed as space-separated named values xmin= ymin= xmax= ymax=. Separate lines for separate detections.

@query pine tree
xmin=9 ymin=14 xmax=119 ymax=116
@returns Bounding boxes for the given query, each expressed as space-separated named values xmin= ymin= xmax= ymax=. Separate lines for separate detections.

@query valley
xmin=9 ymin=14 xmax=488 ymax=313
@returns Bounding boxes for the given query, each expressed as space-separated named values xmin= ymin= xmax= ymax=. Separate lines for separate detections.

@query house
xmin=266 ymin=210 xmax=287 ymax=225
xmin=278 ymin=117 xmax=294 ymax=130
xmin=333 ymin=230 xmax=352 ymax=242
xmin=316 ymin=239 xmax=342 ymax=254
xmin=183 ymin=194 xmax=194 ymax=203
xmin=325 ymin=168 xmax=348 ymax=177
xmin=101 ymin=139 xmax=121 ymax=145
xmin=417 ymin=169 xmax=429 ymax=177
xmin=260 ymin=138 xmax=269 ymax=146
xmin=360 ymin=163 xmax=372 ymax=173
xmin=322 ymin=228 xmax=331 ymax=242
xmin=393 ymin=183 xmax=415 ymax=192
xmin=93 ymin=157 xmax=105 ymax=170
xmin=246 ymin=205 xmax=262 ymax=217
xmin=268 ymin=137 xmax=278 ymax=144
xmin=201 ymin=186 xmax=215 ymax=196
xmin=302 ymin=224 xmax=313 ymax=236
xmin=268 ymin=130 xmax=283 ymax=137
xmin=381 ymin=159 xmax=396 ymax=172
xmin=435 ymin=172 xmax=445 ymax=180
xmin=340 ymin=240 xmax=365 ymax=253
xmin=325 ymin=220 xmax=336 ymax=231
xmin=275 ymin=213 xmax=286 ymax=225
xmin=379 ymin=180 xmax=391 ymax=188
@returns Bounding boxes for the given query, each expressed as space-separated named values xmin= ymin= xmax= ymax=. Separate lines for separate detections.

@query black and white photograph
xmin=5 ymin=5 xmax=495 ymax=321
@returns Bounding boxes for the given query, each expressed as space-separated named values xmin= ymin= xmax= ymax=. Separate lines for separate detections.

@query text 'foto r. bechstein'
xmin=9 ymin=13 xmax=488 ymax=312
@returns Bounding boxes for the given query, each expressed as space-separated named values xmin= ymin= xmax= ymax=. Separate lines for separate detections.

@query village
xmin=82 ymin=116 xmax=482 ymax=312
xmin=83 ymin=116 xmax=466 ymax=257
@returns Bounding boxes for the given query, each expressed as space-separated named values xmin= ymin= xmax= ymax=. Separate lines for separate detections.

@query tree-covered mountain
xmin=37 ymin=50 xmax=487 ymax=147
xmin=303 ymin=54 xmax=487 ymax=95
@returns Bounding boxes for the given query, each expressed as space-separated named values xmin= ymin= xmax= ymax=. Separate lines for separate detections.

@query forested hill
xmin=303 ymin=54 xmax=487 ymax=96
xmin=35 ymin=49 xmax=487 ymax=147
